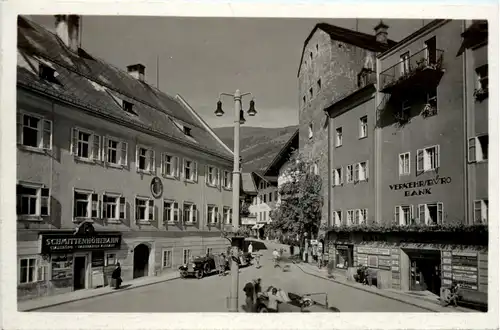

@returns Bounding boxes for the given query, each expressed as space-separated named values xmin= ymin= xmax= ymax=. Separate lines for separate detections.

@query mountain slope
xmin=213 ymin=125 xmax=298 ymax=172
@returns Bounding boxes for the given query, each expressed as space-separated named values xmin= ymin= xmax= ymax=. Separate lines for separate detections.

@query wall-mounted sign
xmin=442 ymin=250 xmax=479 ymax=290
xmin=357 ymin=247 xmax=391 ymax=255
xmin=389 ymin=176 xmax=452 ymax=197
xmin=151 ymin=177 xmax=163 ymax=199
xmin=41 ymin=234 xmax=122 ymax=254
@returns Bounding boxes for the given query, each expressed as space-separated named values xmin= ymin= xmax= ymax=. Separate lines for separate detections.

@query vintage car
xmin=255 ymin=290 xmax=338 ymax=313
xmin=179 ymin=255 xmax=218 ymax=279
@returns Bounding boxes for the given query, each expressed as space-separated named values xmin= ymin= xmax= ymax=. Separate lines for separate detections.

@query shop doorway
xmin=73 ymin=255 xmax=87 ymax=291
xmin=407 ymin=250 xmax=441 ymax=295
xmin=133 ymin=244 xmax=150 ymax=279
xmin=335 ymin=245 xmax=353 ymax=270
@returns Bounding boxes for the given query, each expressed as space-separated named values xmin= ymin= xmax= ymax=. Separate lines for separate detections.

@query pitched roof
xmin=263 ymin=129 xmax=299 ymax=176
xmin=297 ymin=22 xmax=397 ymax=77
xmin=17 ymin=16 xmax=233 ymax=160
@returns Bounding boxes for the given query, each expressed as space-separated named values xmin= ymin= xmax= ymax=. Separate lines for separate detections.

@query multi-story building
xmin=16 ymin=15 xmax=235 ymax=300
xmin=322 ymin=19 xmax=488 ymax=298
xmin=247 ymin=172 xmax=278 ymax=238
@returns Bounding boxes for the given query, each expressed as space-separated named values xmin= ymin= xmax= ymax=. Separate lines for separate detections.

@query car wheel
xmin=258 ymin=305 xmax=269 ymax=313
xmin=180 ymin=270 xmax=188 ymax=278
xmin=203 ymin=263 xmax=210 ymax=275
xmin=195 ymin=270 xmax=203 ymax=279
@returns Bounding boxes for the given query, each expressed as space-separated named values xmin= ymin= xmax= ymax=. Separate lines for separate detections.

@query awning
xmin=251 ymin=224 xmax=265 ymax=230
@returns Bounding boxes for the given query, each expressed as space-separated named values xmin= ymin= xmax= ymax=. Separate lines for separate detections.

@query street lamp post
xmin=215 ymin=89 xmax=256 ymax=313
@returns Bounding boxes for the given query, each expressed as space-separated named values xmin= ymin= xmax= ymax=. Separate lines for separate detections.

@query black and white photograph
xmin=0 ymin=1 xmax=498 ymax=329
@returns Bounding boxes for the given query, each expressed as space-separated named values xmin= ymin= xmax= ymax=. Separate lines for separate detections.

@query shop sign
xmin=391 ymin=266 xmax=399 ymax=272
xmin=151 ymin=177 xmax=163 ymax=199
xmin=41 ymin=234 xmax=122 ymax=254
xmin=357 ymin=247 xmax=390 ymax=255
xmin=389 ymin=176 xmax=452 ymax=197
xmin=336 ymin=245 xmax=349 ymax=250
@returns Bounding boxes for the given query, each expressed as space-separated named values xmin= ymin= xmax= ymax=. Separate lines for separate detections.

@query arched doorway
xmin=133 ymin=244 xmax=150 ymax=279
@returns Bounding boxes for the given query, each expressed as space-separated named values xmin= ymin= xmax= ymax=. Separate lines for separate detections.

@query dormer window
xmin=39 ymin=64 xmax=57 ymax=83
xmin=122 ymin=100 xmax=134 ymax=114
xmin=183 ymin=126 xmax=192 ymax=136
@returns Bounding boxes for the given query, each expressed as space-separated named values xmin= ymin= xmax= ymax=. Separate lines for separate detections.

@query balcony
xmin=379 ymin=48 xmax=444 ymax=94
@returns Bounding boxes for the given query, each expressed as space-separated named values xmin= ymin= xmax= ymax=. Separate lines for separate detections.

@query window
xmin=400 ymin=52 xmax=410 ymax=75
xmin=346 ymin=165 xmax=354 ymax=183
xmin=263 ymin=195 xmax=267 ymax=203
xmin=161 ymin=153 xmax=179 ymax=178
xmin=399 ymin=152 xmax=411 ymax=175
xmin=395 ymin=205 xmax=414 ymax=225
xmin=468 ymin=135 xmax=488 ymax=162
xmin=359 ymin=116 xmax=368 ymax=138
xmin=476 ymin=65 xmax=488 ymax=91
xmin=346 ymin=210 xmax=354 ymax=225
xmin=182 ymin=249 xmax=191 ymax=265
xmin=317 ymin=79 xmax=322 ymax=91
xmin=73 ymin=190 xmax=98 ymax=220
xmin=207 ymin=205 xmax=219 ymax=224
xmin=104 ymin=137 xmax=128 ymax=167
xmin=474 ymin=200 xmax=488 ymax=224
xmin=334 ymin=210 xmax=342 ymax=225
xmin=183 ymin=203 xmax=197 ymax=223
xmin=223 ymin=207 xmax=232 ymax=224
xmin=163 ymin=200 xmax=179 ymax=223
xmin=274 ymin=191 xmax=278 ymax=201
xmin=183 ymin=126 xmax=192 ymax=136
xmin=424 ymin=37 xmax=437 ymax=64
xmin=16 ymin=183 xmax=50 ymax=217
xmin=367 ymin=255 xmax=378 ymax=268
xmin=17 ymin=112 xmax=52 ymax=150
xmin=309 ymin=87 xmax=313 ymax=99
xmin=427 ymin=89 xmax=437 ymax=109
xmin=102 ymin=194 xmax=126 ymax=222
xmin=135 ymin=197 xmax=155 ymax=223
xmin=19 ymin=257 xmax=44 ymax=284
xmin=136 ymin=146 xmax=155 ymax=173
xmin=417 ymin=145 xmax=440 ymax=172
xmin=333 ymin=167 xmax=343 ymax=186
xmin=122 ymin=100 xmax=135 ymax=114
xmin=336 ymin=127 xmax=343 ymax=147
xmin=71 ymin=128 xmax=101 ymax=161
xmin=105 ymin=253 xmax=117 ymax=266
xmin=308 ymin=123 xmax=313 ymax=139
xmin=162 ymin=249 xmax=172 ymax=268
xmin=223 ymin=171 xmax=232 ymax=189
xmin=355 ymin=209 xmax=367 ymax=224
xmin=183 ymin=159 xmax=198 ymax=182
xmin=417 ymin=203 xmax=443 ymax=225
xmin=206 ymin=166 xmax=219 ymax=186
xmin=206 ymin=247 xmax=213 ymax=255
xmin=269 ymin=192 xmax=273 ymax=202
xmin=39 ymin=64 xmax=57 ymax=82
xmin=354 ymin=161 xmax=368 ymax=182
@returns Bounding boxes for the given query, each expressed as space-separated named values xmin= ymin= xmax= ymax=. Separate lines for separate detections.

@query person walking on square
xmin=243 ymin=281 xmax=255 ymax=312
xmin=111 ymin=262 xmax=122 ymax=289
xmin=317 ymin=240 xmax=323 ymax=269
xmin=248 ymin=242 xmax=253 ymax=254
xmin=273 ymin=249 xmax=280 ymax=268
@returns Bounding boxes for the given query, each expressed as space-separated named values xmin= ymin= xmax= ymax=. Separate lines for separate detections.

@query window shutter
xmin=217 ymin=168 xmax=221 ymax=187
xmin=41 ymin=188 xmax=50 ymax=216
xmin=354 ymin=164 xmax=359 ymax=182
xmin=161 ymin=153 xmax=165 ymax=176
xmin=71 ymin=128 xmax=78 ymax=155
xmin=416 ymin=149 xmax=424 ymax=172
xmin=205 ymin=166 xmax=209 ymax=184
xmin=437 ymin=202 xmax=443 ymax=224
xmin=365 ymin=161 xmax=369 ymax=179
xmin=154 ymin=204 xmax=158 ymax=222
xmin=173 ymin=202 xmax=179 ymax=222
xmin=417 ymin=204 xmax=425 ymax=224
xmin=340 ymin=167 xmax=344 ymax=185
xmin=194 ymin=162 xmax=198 ymax=182
xmin=16 ymin=184 xmax=21 ymax=215
xmin=119 ymin=197 xmax=126 ymax=219
xmin=410 ymin=205 xmax=414 ymax=224
xmin=92 ymin=135 xmax=101 ymax=161
xmin=135 ymin=146 xmax=140 ymax=171
xmin=102 ymin=195 xmax=107 ymax=219
xmin=174 ymin=157 xmax=180 ymax=178
xmin=17 ymin=113 xmax=22 ymax=144
xmin=102 ymin=137 xmax=108 ymax=163
xmin=72 ymin=189 xmax=77 ymax=220
xmin=193 ymin=205 xmax=198 ymax=222
xmin=181 ymin=159 xmax=186 ymax=180
xmin=468 ymin=138 xmax=476 ymax=163
xmin=42 ymin=120 xmax=52 ymax=150
xmin=150 ymin=150 xmax=156 ymax=174
xmin=215 ymin=207 xmax=219 ymax=223
xmin=91 ymin=193 xmax=99 ymax=218
xmin=148 ymin=199 xmax=154 ymax=221
xmin=121 ymin=142 xmax=128 ymax=167
xmin=435 ymin=145 xmax=440 ymax=169
xmin=205 ymin=205 xmax=209 ymax=224
xmin=394 ymin=206 xmax=400 ymax=225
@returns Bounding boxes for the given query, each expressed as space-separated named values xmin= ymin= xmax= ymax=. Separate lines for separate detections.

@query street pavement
xmin=37 ymin=247 xmax=429 ymax=313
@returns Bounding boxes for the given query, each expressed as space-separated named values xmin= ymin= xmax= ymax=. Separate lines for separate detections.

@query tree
xmin=269 ymin=150 xmax=323 ymax=251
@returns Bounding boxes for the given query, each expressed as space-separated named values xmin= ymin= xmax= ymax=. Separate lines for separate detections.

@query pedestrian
xmin=243 ymin=281 xmax=255 ymax=312
xmin=267 ymin=287 xmax=283 ymax=312
xmin=255 ymin=253 xmax=261 ymax=269
xmin=248 ymin=242 xmax=253 ymax=254
xmin=317 ymin=240 xmax=323 ymax=269
xmin=273 ymin=249 xmax=280 ymax=268
xmin=111 ymin=262 xmax=122 ymax=289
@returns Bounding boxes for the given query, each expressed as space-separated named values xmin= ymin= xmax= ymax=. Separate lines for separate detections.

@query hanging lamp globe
xmin=239 ymin=109 xmax=246 ymax=124
xmin=247 ymin=99 xmax=257 ymax=116
xmin=215 ymin=100 xmax=224 ymax=117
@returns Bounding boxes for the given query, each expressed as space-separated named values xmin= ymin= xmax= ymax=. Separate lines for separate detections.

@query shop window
xmin=223 ymin=170 xmax=232 ymax=190
xmin=333 ymin=167 xmax=343 ymax=186
xmin=395 ymin=205 xmax=414 ymax=225
xmin=17 ymin=183 xmax=50 ymax=218
xmin=71 ymin=127 xmax=101 ymax=161
xmin=104 ymin=137 xmax=128 ymax=167
xmin=135 ymin=197 xmax=155 ymax=223
xmin=367 ymin=255 xmax=378 ymax=268
xmin=183 ymin=159 xmax=198 ymax=182
xmin=347 ymin=210 xmax=355 ymax=225
xmin=334 ymin=210 xmax=342 ymax=225
xmin=354 ymin=161 xmax=369 ymax=182
xmin=73 ymin=189 xmax=98 ymax=220
xmin=19 ymin=257 xmax=45 ymax=284
xmin=163 ymin=200 xmax=179 ymax=224
xmin=51 ymin=254 xmax=72 ymax=280
xmin=359 ymin=116 xmax=368 ymax=138
xmin=105 ymin=253 xmax=117 ymax=266
xmin=346 ymin=165 xmax=354 ymax=183
xmin=399 ymin=152 xmax=411 ymax=175
xmin=207 ymin=204 xmax=219 ymax=224
xmin=468 ymin=135 xmax=488 ymax=163
xmin=162 ymin=249 xmax=172 ymax=268
xmin=335 ymin=127 xmax=343 ymax=147
xmin=474 ymin=199 xmax=488 ymax=224
xmin=182 ymin=249 xmax=191 ymax=265
xmin=183 ymin=202 xmax=197 ymax=223
xmin=417 ymin=145 xmax=440 ymax=172
xmin=417 ymin=202 xmax=443 ymax=225
xmin=17 ymin=112 xmax=52 ymax=151
xmin=136 ymin=145 xmax=155 ymax=174
xmin=335 ymin=246 xmax=350 ymax=269
xmin=161 ymin=153 xmax=179 ymax=178
xmin=102 ymin=194 xmax=125 ymax=222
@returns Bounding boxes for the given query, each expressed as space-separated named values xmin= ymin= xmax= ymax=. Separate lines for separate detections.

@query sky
xmin=30 ymin=16 xmax=431 ymax=128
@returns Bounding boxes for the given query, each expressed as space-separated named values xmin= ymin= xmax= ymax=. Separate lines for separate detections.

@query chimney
xmin=127 ymin=64 xmax=146 ymax=81
xmin=55 ymin=15 xmax=81 ymax=52
xmin=374 ymin=20 xmax=389 ymax=44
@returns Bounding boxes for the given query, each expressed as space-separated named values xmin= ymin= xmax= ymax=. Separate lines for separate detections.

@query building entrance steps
xmin=18 ymin=270 xmax=180 ymax=312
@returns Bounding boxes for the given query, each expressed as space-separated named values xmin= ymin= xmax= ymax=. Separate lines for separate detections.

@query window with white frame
xmin=17 ymin=183 xmax=50 ymax=217
xmin=346 ymin=165 xmax=354 ymax=183
xmin=135 ymin=197 xmax=155 ymax=222
xmin=474 ymin=199 xmax=488 ymax=224
xmin=400 ymin=52 xmax=410 ymax=75
xmin=19 ymin=257 xmax=44 ymax=284
xmin=161 ymin=153 xmax=179 ymax=178
xmin=103 ymin=137 xmax=128 ymax=167
xmin=102 ymin=194 xmax=125 ymax=222
xmin=476 ymin=64 xmax=488 ymax=91
xmin=71 ymin=128 xmax=101 ymax=161
xmin=468 ymin=135 xmax=488 ymax=163
xmin=183 ymin=159 xmax=198 ymax=182
xmin=399 ymin=152 xmax=411 ymax=175
xmin=417 ymin=203 xmax=443 ymax=225
xmin=207 ymin=205 xmax=219 ymax=224
xmin=333 ymin=167 xmax=343 ymax=186
xmin=136 ymin=146 xmax=155 ymax=173
xmin=163 ymin=200 xmax=179 ymax=223
xmin=73 ymin=189 xmax=98 ymax=220
xmin=308 ymin=123 xmax=313 ymax=139
xmin=162 ymin=249 xmax=172 ymax=268
xmin=336 ymin=127 xmax=343 ymax=147
xmin=183 ymin=203 xmax=197 ymax=223
xmin=346 ymin=210 xmax=354 ymax=225
xmin=417 ymin=145 xmax=440 ymax=172
xmin=183 ymin=249 xmax=191 ymax=265
xmin=354 ymin=161 xmax=368 ymax=182
xmin=223 ymin=207 xmax=232 ymax=224
xmin=426 ymin=88 xmax=438 ymax=111
xmin=355 ymin=209 xmax=367 ymax=224
xmin=206 ymin=166 xmax=219 ymax=186
xmin=223 ymin=171 xmax=232 ymax=189
xmin=359 ymin=116 xmax=368 ymax=138
xmin=17 ymin=112 xmax=52 ymax=150
xmin=334 ymin=210 xmax=342 ymax=225
xmin=395 ymin=205 xmax=414 ymax=225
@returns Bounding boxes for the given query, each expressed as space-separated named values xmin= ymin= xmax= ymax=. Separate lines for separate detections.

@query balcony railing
xmin=379 ymin=48 xmax=444 ymax=94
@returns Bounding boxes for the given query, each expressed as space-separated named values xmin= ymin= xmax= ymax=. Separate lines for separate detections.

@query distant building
xmin=16 ymin=15 xmax=235 ymax=300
